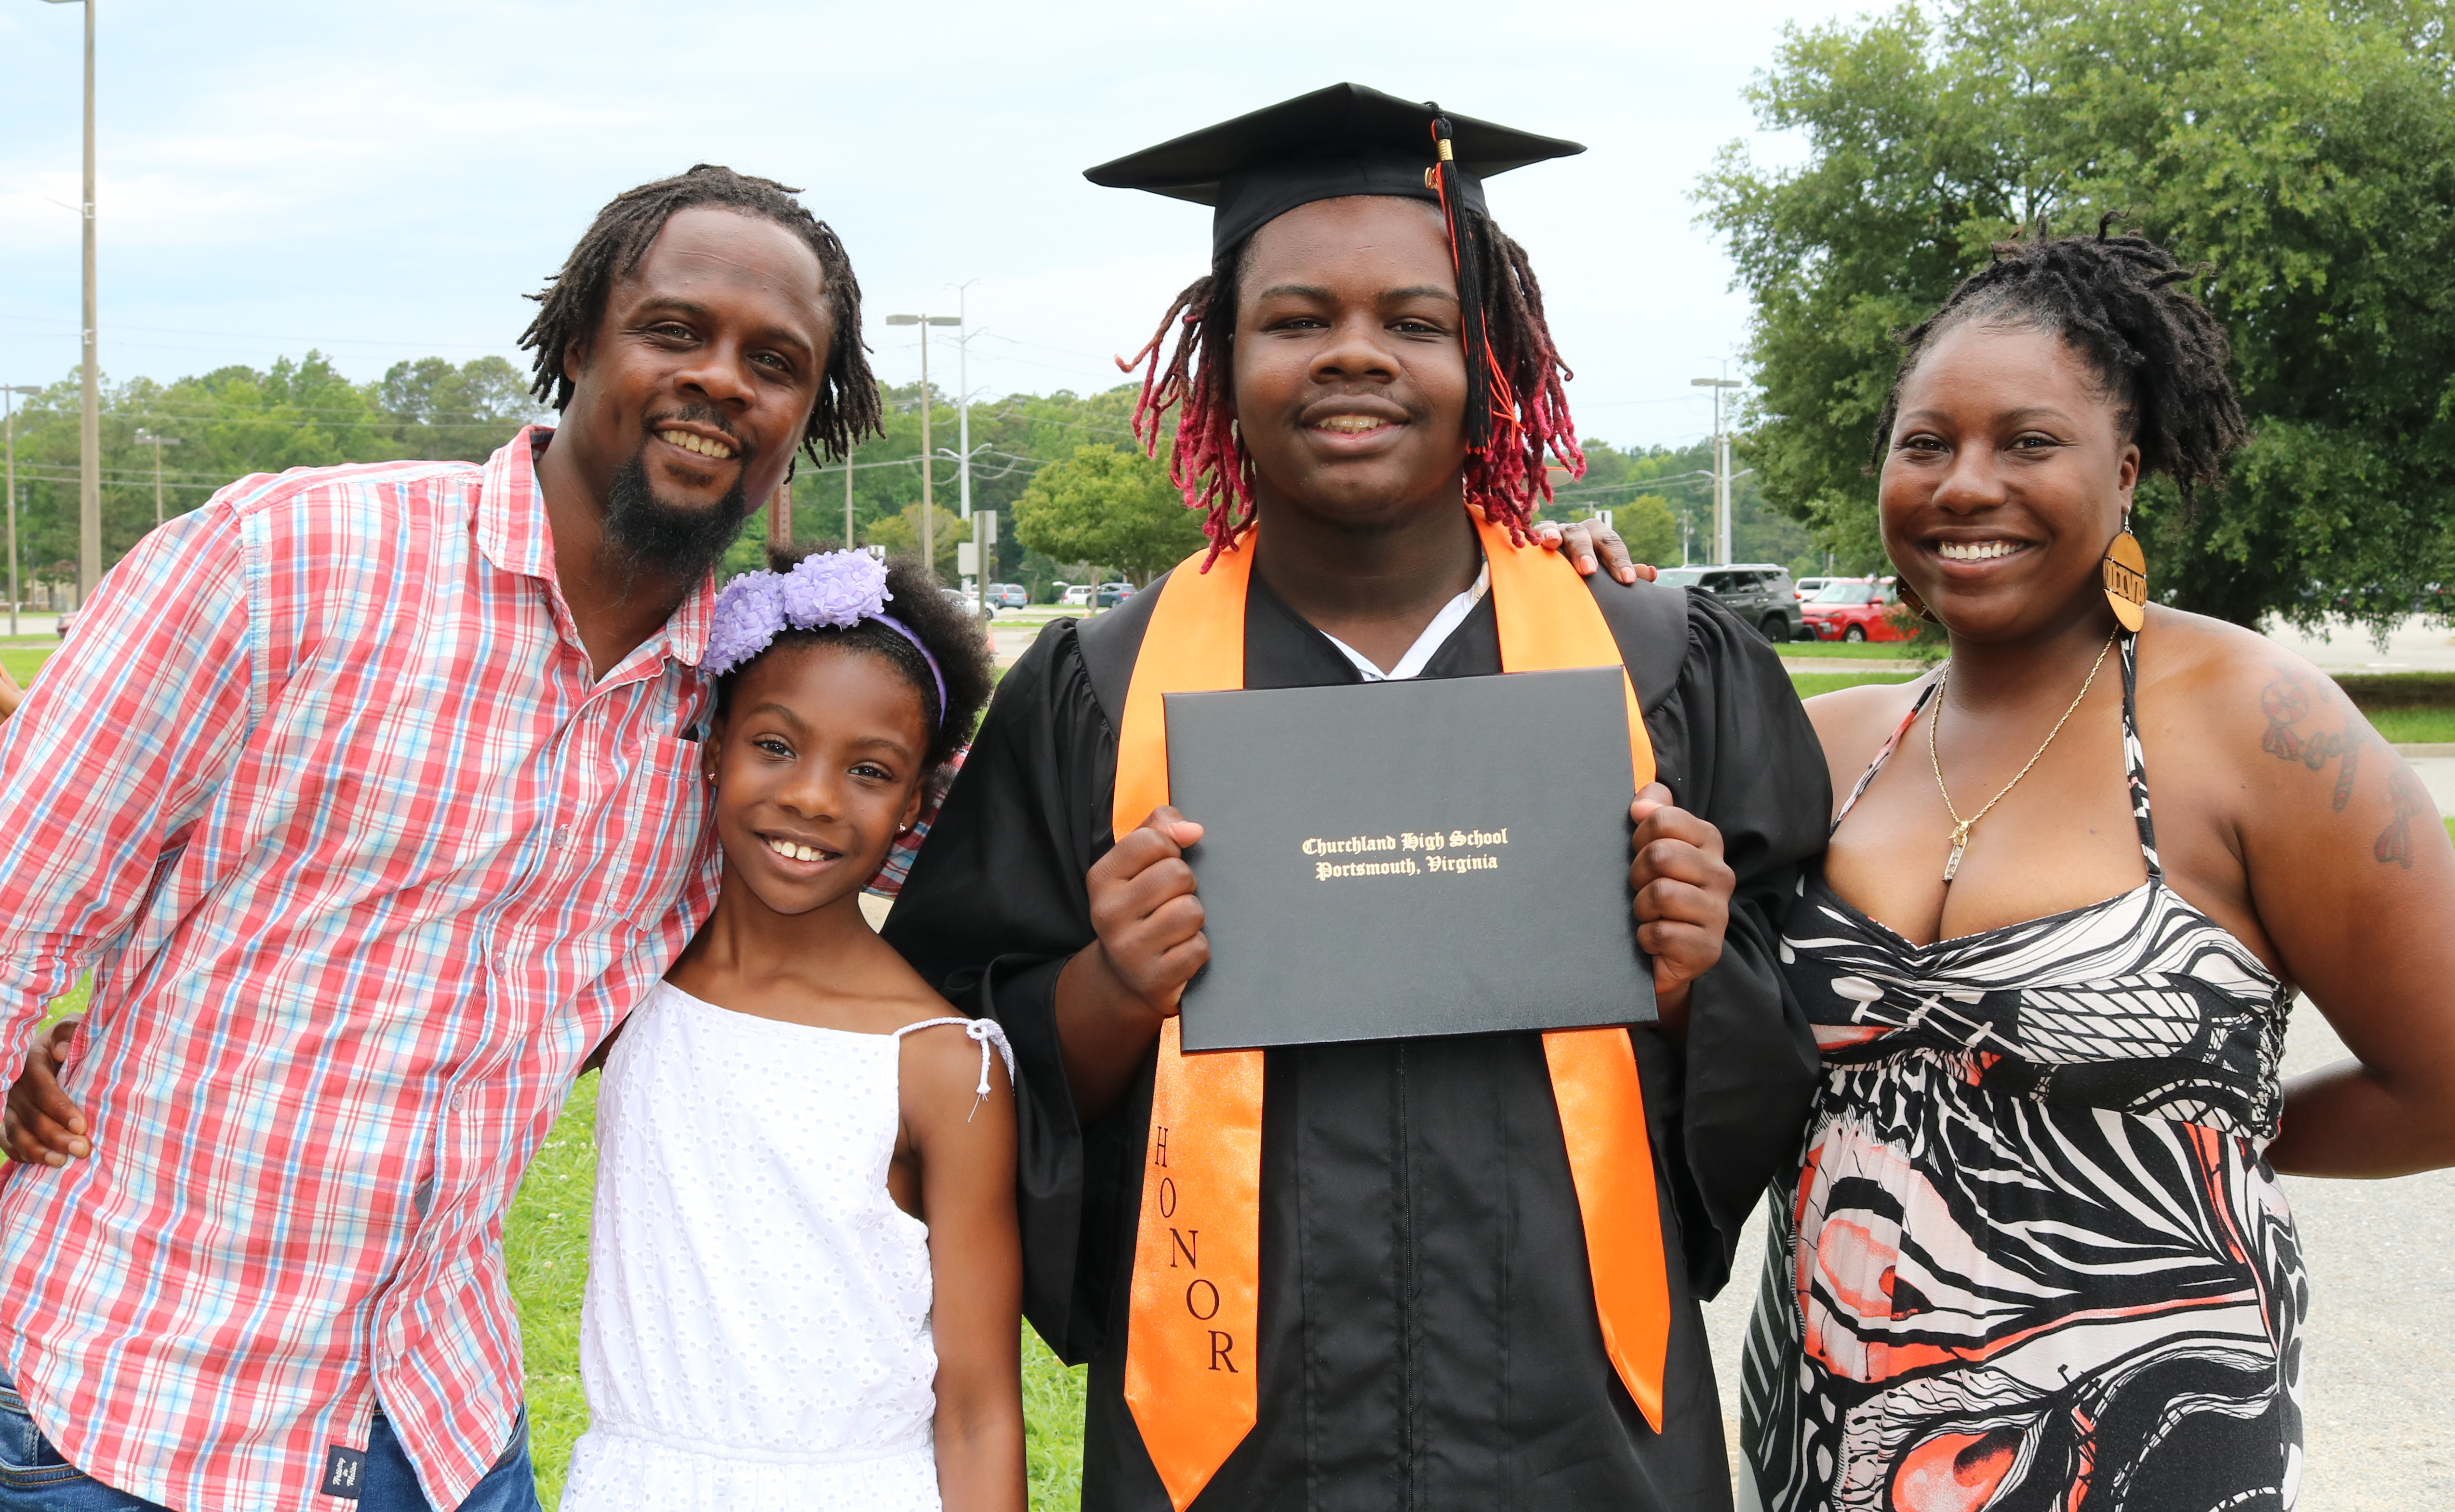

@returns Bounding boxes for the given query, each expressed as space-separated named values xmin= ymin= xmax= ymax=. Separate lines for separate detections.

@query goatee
xmin=600 ymin=451 xmax=755 ymax=584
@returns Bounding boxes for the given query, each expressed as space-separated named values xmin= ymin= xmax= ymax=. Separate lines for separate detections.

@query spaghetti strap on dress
xmin=1739 ymin=635 xmax=2307 ymax=1511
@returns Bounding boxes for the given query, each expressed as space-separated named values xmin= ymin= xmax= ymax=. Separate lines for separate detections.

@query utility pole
xmin=133 ymin=428 xmax=178 ymax=526
xmin=884 ymin=311 xmax=960 ymax=578
xmin=3 ymin=386 xmax=39 ymax=637
xmin=1691 ymin=373 xmax=1740 ymax=564
xmin=765 ymin=470 xmax=792 ymax=552
xmin=949 ymin=282 xmax=975 ymax=526
xmin=844 ymin=449 xmax=855 ymax=552
xmin=39 ymin=0 xmax=99 ymax=600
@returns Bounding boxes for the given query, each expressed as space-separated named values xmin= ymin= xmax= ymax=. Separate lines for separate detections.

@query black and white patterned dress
xmin=1741 ymin=636 xmax=2307 ymax=1512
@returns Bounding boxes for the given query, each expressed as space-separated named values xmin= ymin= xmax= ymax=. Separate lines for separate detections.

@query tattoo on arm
xmin=2377 ymin=768 xmax=2431 ymax=869
xmin=2260 ymin=663 xmax=2424 ymax=865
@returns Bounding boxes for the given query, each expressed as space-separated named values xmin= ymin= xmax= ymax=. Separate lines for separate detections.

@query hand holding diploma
xmin=1627 ymin=783 xmax=1735 ymax=1035
xmin=1056 ymin=806 xmax=1210 ymax=1120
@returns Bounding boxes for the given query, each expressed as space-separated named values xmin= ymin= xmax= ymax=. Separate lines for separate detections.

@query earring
xmin=1895 ymin=577 xmax=1940 ymax=624
xmin=2101 ymin=511 xmax=2147 ymax=632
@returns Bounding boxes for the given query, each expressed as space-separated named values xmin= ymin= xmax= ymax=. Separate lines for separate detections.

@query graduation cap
xmin=1084 ymin=82 xmax=1584 ymax=263
xmin=1092 ymin=84 xmax=1587 ymax=529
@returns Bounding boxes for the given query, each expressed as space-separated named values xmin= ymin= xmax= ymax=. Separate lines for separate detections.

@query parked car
xmin=1793 ymin=575 xmax=1833 ymax=601
xmin=1653 ymin=564 xmax=1808 ymax=642
xmin=1801 ymin=577 xmax=1912 ymax=642
xmin=985 ymin=583 xmax=1029 ymax=610
xmin=940 ymin=586 xmax=995 ymax=623
xmin=55 ymin=611 xmax=76 ymax=640
xmin=1058 ymin=584 xmax=1094 ymax=608
xmin=1094 ymin=581 xmax=1136 ymax=610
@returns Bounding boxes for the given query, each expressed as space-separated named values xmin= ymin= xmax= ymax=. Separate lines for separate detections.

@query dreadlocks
xmin=1874 ymin=217 xmax=2247 ymax=504
xmin=1120 ymin=207 xmax=1584 ymax=564
xmin=519 ymin=164 xmax=885 ymax=466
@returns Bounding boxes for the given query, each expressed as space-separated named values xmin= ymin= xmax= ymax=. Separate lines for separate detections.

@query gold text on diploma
xmin=1304 ymin=826 xmax=1509 ymax=880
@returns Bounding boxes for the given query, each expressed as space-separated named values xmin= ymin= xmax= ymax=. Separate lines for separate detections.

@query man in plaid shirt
xmin=0 ymin=165 xmax=883 ymax=1512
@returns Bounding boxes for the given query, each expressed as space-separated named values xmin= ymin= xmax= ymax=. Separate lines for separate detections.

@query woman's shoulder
xmin=1803 ymin=671 xmax=1937 ymax=780
xmin=2135 ymin=605 xmax=2348 ymax=749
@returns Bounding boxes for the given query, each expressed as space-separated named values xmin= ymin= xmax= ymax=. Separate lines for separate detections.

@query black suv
xmin=1654 ymin=564 xmax=1807 ymax=642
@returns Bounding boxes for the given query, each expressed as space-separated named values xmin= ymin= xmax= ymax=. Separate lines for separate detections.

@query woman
xmin=1740 ymin=224 xmax=2455 ymax=1511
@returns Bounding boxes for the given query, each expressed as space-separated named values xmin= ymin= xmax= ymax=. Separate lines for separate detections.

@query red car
xmin=1801 ymin=577 xmax=1914 ymax=642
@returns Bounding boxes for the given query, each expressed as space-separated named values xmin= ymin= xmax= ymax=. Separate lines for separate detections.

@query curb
xmin=2394 ymin=743 xmax=2455 ymax=758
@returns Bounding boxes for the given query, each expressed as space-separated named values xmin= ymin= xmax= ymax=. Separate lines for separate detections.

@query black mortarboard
xmin=1084 ymin=82 xmax=1584 ymax=261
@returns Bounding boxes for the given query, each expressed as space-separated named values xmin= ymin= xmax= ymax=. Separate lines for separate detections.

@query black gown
xmin=884 ymin=566 xmax=1832 ymax=1511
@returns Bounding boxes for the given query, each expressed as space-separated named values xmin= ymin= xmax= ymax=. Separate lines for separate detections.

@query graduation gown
xmin=884 ymin=566 xmax=1831 ymax=1511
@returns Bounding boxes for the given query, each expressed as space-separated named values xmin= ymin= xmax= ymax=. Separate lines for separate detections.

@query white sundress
xmin=560 ymin=980 xmax=1014 ymax=1512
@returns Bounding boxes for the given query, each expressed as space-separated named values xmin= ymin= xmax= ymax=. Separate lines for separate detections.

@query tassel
xmin=1428 ymin=112 xmax=1535 ymax=539
xmin=1428 ymin=114 xmax=1494 ymax=456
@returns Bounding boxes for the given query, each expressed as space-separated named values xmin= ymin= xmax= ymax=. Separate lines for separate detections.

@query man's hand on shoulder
xmin=5 ymin=1018 xmax=90 ymax=1166
xmin=1627 ymin=784 xmax=1733 ymax=1035
xmin=1534 ymin=519 xmax=1654 ymax=585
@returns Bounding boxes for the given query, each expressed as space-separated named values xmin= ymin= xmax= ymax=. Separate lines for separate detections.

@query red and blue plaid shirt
xmin=0 ymin=427 xmax=724 ymax=1509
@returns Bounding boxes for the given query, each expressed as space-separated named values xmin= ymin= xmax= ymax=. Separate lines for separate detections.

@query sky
xmin=0 ymin=0 xmax=1872 ymax=454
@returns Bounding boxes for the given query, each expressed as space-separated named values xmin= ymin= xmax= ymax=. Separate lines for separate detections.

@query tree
xmin=863 ymin=501 xmax=963 ymax=582
xmin=1611 ymin=494 xmax=1681 ymax=566
xmin=1011 ymin=443 xmax=1207 ymax=585
xmin=1698 ymin=0 xmax=2455 ymax=631
xmin=378 ymin=356 xmax=547 ymax=463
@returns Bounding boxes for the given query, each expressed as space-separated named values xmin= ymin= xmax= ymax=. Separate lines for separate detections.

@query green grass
xmin=1 ymin=648 xmax=52 ymax=689
xmin=503 ymin=1081 xmax=1089 ymax=1509
xmin=1790 ymin=671 xmax=1923 ymax=698
xmin=1778 ymin=639 xmax=1919 ymax=659
xmin=2370 ymin=706 xmax=2455 ymax=744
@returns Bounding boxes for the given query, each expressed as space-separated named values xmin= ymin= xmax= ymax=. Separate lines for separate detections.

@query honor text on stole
xmin=1149 ymin=1122 xmax=1238 ymax=1373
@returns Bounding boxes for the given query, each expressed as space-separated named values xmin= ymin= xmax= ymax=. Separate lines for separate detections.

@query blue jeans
xmin=0 ymin=1366 xmax=539 ymax=1512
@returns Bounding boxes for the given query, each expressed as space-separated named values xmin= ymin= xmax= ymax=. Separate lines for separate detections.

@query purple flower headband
xmin=702 ymin=550 xmax=947 ymax=727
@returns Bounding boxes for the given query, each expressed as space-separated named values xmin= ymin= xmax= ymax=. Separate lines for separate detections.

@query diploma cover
xmin=1163 ymin=667 xmax=1654 ymax=1051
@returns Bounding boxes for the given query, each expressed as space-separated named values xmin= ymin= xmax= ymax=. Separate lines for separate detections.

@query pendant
xmin=1943 ymin=822 xmax=1972 ymax=884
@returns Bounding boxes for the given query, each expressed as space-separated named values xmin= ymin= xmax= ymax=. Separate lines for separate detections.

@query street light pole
xmin=949 ymin=282 xmax=975 ymax=526
xmin=1690 ymin=374 xmax=1741 ymax=564
xmin=39 ymin=0 xmax=99 ymax=602
xmin=3 ymin=386 xmax=39 ymax=637
xmin=884 ymin=312 xmax=961 ymax=579
xmin=133 ymin=428 xmax=178 ymax=526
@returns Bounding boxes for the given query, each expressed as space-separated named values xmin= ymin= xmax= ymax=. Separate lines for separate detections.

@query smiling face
xmin=1880 ymin=320 xmax=2142 ymax=641
xmin=1229 ymin=196 xmax=1470 ymax=529
xmin=706 ymin=639 xmax=932 ymax=918
xmin=555 ymin=205 xmax=832 ymax=572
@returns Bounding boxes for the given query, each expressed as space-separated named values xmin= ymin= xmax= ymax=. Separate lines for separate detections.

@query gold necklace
xmin=1927 ymin=631 xmax=2120 ymax=884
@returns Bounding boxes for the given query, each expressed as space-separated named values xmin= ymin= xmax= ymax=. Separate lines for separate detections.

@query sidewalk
xmin=2262 ymin=613 xmax=2455 ymax=672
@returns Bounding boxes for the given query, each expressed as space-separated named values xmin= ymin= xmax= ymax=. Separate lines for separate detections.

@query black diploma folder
xmin=1163 ymin=666 xmax=1655 ymax=1052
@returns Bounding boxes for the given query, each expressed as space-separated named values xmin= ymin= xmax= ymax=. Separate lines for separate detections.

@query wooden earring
xmin=2101 ymin=514 xmax=2147 ymax=632
xmin=1895 ymin=577 xmax=1940 ymax=623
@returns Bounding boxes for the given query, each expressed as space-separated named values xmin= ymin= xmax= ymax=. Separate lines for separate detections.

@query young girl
xmin=558 ymin=547 xmax=1017 ymax=1512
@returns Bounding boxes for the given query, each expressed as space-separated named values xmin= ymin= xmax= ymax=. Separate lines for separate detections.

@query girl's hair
xmin=520 ymin=164 xmax=885 ymax=467
xmin=716 ymin=549 xmax=993 ymax=769
xmin=1873 ymin=217 xmax=2249 ymax=504
xmin=1120 ymin=204 xmax=1583 ymax=564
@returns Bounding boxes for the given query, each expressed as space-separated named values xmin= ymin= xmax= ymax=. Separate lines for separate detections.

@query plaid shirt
xmin=0 ymin=427 xmax=720 ymax=1510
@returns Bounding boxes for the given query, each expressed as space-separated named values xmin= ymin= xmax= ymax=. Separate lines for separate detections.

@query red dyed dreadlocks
xmin=1117 ymin=179 xmax=1584 ymax=567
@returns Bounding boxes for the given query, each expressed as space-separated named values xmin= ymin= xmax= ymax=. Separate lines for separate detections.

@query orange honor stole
xmin=1113 ymin=516 xmax=1672 ymax=1511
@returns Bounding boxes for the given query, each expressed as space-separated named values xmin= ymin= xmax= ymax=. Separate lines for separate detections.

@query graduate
xmin=885 ymin=83 xmax=1831 ymax=1511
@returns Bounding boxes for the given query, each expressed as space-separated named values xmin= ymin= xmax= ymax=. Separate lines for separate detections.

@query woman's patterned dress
xmin=1741 ymin=637 xmax=2308 ymax=1512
